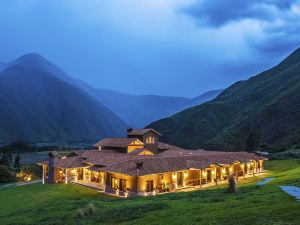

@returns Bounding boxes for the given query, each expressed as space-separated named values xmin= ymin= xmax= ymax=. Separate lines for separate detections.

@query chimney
xmin=127 ymin=128 xmax=133 ymax=134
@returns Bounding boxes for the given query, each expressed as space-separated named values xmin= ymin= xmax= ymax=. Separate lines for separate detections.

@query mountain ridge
xmin=148 ymin=47 xmax=300 ymax=151
xmin=0 ymin=62 xmax=128 ymax=144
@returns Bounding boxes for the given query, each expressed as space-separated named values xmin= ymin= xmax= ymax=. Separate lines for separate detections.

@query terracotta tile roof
xmin=157 ymin=142 xmax=186 ymax=151
xmin=93 ymin=138 xmax=141 ymax=148
xmin=55 ymin=156 xmax=87 ymax=169
xmin=97 ymin=151 xmax=267 ymax=176
xmin=127 ymin=128 xmax=161 ymax=136
xmin=51 ymin=148 xmax=267 ymax=174
xmin=98 ymin=156 xmax=189 ymax=176
xmin=187 ymin=160 xmax=219 ymax=169
xmin=158 ymin=148 xmax=206 ymax=156
xmin=82 ymin=151 xmax=138 ymax=166
xmin=88 ymin=165 xmax=103 ymax=172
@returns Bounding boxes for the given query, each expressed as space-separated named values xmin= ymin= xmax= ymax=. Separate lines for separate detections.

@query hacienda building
xmin=40 ymin=128 xmax=267 ymax=197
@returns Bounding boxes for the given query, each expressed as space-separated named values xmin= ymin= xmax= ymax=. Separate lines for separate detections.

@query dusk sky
xmin=1 ymin=0 xmax=300 ymax=97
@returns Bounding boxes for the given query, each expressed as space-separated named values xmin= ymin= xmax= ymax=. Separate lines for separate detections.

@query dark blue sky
xmin=1 ymin=0 xmax=300 ymax=97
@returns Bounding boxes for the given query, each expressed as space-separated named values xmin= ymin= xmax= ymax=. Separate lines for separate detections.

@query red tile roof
xmin=54 ymin=156 xmax=87 ymax=169
xmin=127 ymin=128 xmax=161 ymax=136
xmin=51 ymin=148 xmax=267 ymax=175
xmin=93 ymin=138 xmax=141 ymax=148
xmin=157 ymin=142 xmax=185 ymax=151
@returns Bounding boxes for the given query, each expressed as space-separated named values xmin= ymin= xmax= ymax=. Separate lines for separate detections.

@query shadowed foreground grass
xmin=0 ymin=160 xmax=299 ymax=225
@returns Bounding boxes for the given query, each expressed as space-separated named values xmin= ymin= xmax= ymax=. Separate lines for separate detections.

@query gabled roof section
xmin=128 ymin=128 xmax=161 ymax=136
xmin=55 ymin=156 xmax=87 ymax=169
xmin=93 ymin=138 xmax=143 ymax=148
xmin=127 ymin=148 xmax=155 ymax=156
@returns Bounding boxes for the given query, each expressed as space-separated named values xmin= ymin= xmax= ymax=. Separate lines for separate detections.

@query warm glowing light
xmin=184 ymin=172 xmax=188 ymax=178
xmin=59 ymin=171 xmax=62 ymax=174
xmin=241 ymin=164 xmax=244 ymax=168
xmin=202 ymin=171 xmax=207 ymax=176
xmin=222 ymin=168 xmax=226 ymax=174
xmin=229 ymin=168 xmax=233 ymax=172
xmin=247 ymin=163 xmax=250 ymax=168
xmin=212 ymin=170 xmax=215 ymax=175
xmin=172 ymin=173 xmax=177 ymax=180
xmin=125 ymin=192 xmax=128 ymax=198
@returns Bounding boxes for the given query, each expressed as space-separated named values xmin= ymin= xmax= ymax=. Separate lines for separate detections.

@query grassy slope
xmin=0 ymin=160 xmax=299 ymax=225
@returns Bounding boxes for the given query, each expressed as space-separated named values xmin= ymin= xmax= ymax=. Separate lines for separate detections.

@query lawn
xmin=0 ymin=160 xmax=299 ymax=225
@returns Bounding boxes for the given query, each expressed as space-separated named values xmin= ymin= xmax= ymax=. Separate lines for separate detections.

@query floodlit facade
xmin=40 ymin=128 xmax=267 ymax=197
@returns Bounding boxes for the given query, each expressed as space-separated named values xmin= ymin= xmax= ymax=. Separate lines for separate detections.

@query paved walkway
xmin=71 ymin=180 xmax=105 ymax=190
xmin=256 ymin=177 xmax=274 ymax=185
xmin=0 ymin=180 xmax=41 ymax=189
xmin=280 ymin=186 xmax=300 ymax=202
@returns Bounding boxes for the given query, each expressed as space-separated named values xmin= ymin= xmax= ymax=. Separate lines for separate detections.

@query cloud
xmin=0 ymin=0 xmax=299 ymax=97
xmin=183 ymin=0 xmax=300 ymax=56
xmin=184 ymin=0 xmax=295 ymax=26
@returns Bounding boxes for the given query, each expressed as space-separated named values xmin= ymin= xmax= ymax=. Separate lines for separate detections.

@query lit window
xmin=111 ymin=177 xmax=118 ymax=189
xmin=146 ymin=136 xmax=155 ymax=144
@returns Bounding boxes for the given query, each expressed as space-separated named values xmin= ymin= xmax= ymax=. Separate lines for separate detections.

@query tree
xmin=14 ymin=154 xmax=21 ymax=174
xmin=246 ymin=132 xmax=260 ymax=151
xmin=228 ymin=174 xmax=236 ymax=193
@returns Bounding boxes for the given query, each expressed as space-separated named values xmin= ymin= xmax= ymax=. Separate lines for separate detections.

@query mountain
xmin=149 ymin=47 xmax=300 ymax=152
xmin=78 ymin=80 xmax=223 ymax=127
xmin=0 ymin=58 xmax=127 ymax=144
xmin=4 ymin=53 xmax=77 ymax=85
xmin=183 ymin=89 xmax=223 ymax=109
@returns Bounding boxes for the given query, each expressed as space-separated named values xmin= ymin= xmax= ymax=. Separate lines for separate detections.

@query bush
xmin=76 ymin=208 xmax=85 ymax=218
xmin=0 ymin=164 xmax=16 ymax=183
xmin=86 ymin=203 xmax=96 ymax=215
xmin=76 ymin=203 xmax=96 ymax=218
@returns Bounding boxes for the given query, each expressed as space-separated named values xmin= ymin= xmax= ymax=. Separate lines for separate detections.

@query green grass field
xmin=0 ymin=160 xmax=299 ymax=225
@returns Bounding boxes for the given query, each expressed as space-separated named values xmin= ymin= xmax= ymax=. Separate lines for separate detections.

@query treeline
xmin=0 ymin=141 xmax=92 ymax=153
xmin=0 ymin=150 xmax=20 ymax=183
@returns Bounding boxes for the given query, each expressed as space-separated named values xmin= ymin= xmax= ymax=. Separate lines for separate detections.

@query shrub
xmin=86 ymin=203 xmax=96 ymax=215
xmin=76 ymin=208 xmax=85 ymax=218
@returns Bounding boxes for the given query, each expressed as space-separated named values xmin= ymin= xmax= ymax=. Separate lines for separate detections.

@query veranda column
xmin=199 ymin=169 xmax=202 ymax=189
xmin=236 ymin=164 xmax=239 ymax=182
xmin=215 ymin=167 xmax=217 ymax=185
xmin=42 ymin=164 xmax=45 ymax=184
xmin=242 ymin=164 xmax=245 ymax=179
xmin=65 ymin=169 xmax=68 ymax=184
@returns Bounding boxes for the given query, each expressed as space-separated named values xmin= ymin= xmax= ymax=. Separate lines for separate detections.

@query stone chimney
xmin=127 ymin=128 xmax=133 ymax=134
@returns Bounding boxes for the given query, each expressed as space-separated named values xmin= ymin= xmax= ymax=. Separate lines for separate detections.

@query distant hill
xmin=0 ymin=53 xmax=223 ymax=143
xmin=78 ymin=80 xmax=223 ymax=127
xmin=4 ymin=53 xmax=222 ymax=128
xmin=149 ymin=47 xmax=300 ymax=152
xmin=0 ymin=58 xmax=127 ymax=144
